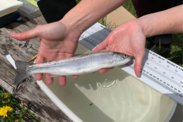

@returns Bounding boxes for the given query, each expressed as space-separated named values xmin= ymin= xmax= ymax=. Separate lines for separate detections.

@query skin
xmin=10 ymin=1 xmax=183 ymax=86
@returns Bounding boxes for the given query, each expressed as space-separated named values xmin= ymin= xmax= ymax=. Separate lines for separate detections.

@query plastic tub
xmin=34 ymin=43 xmax=177 ymax=122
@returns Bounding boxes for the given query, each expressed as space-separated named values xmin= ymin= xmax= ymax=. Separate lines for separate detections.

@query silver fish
xmin=14 ymin=51 xmax=131 ymax=84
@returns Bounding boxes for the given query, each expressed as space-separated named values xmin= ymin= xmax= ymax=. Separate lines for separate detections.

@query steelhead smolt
xmin=14 ymin=51 xmax=131 ymax=85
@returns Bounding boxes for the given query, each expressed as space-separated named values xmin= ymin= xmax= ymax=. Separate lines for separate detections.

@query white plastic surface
xmin=165 ymin=103 xmax=177 ymax=122
xmin=35 ymin=44 xmax=177 ymax=122
xmin=36 ymin=80 xmax=83 ymax=122
xmin=0 ymin=0 xmax=23 ymax=17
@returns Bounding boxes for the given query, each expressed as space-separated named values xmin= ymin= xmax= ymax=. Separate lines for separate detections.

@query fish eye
xmin=123 ymin=54 xmax=128 ymax=58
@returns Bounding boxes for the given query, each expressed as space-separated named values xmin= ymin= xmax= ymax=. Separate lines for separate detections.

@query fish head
xmin=121 ymin=53 xmax=130 ymax=59
xmin=115 ymin=52 xmax=130 ymax=59
xmin=113 ymin=52 xmax=131 ymax=65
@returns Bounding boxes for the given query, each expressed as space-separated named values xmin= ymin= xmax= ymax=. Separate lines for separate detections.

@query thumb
xmin=10 ymin=25 xmax=42 ymax=41
xmin=134 ymin=51 xmax=145 ymax=77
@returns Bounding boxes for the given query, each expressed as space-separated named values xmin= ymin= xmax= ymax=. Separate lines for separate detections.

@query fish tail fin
xmin=14 ymin=60 xmax=30 ymax=85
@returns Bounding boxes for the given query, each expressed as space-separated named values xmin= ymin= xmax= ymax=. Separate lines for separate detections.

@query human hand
xmin=10 ymin=21 xmax=81 ymax=86
xmin=93 ymin=19 xmax=146 ymax=77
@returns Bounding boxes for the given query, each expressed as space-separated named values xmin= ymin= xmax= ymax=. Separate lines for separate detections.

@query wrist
xmin=60 ymin=15 xmax=90 ymax=35
xmin=58 ymin=19 xmax=83 ymax=40
xmin=137 ymin=17 xmax=149 ymax=37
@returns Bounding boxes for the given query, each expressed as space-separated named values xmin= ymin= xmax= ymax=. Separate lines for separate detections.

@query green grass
xmin=123 ymin=0 xmax=137 ymax=17
xmin=0 ymin=87 xmax=40 ymax=122
xmin=76 ymin=0 xmax=81 ymax=4
xmin=170 ymin=34 xmax=183 ymax=66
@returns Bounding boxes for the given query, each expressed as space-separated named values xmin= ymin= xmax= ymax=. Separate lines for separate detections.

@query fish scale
xmin=78 ymin=22 xmax=183 ymax=106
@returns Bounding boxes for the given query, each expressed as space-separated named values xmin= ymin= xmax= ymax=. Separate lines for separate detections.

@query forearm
xmin=60 ymin=0 xmax=128 ymax=33
xmin=138 ymin=5 xmax=183 ymax=37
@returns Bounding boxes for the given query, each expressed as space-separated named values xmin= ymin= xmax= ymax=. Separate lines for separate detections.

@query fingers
xmin=59 ymin=76 xmax=66 ymax=86
xmin=99 ymin=67 xmax=114 ymax=73
xmin=10 ymin=25 xmax=42 ymax=40
xmin=45 ymin=74 xmax=53 ymax=85
xmin=134 ymin=52 xmax=145 ymax=77
xmin=73 ymin=75 xmax=79 ymax=79
xmin=92 ymin=40 xmax=108 ymax=52
xmin=35 ymin=55 xmax=45 ymax=80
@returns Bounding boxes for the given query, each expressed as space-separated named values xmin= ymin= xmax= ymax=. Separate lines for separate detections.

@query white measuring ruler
xmin=78 ymin=22 xmax=183 ymax=106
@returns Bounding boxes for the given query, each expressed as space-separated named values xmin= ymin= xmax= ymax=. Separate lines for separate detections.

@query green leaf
xmin=19 ymin=118 xmax=25 ymax=122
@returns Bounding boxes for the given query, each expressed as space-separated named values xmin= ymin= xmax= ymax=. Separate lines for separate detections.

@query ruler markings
xmin=144 ymin=50 xmax=183 ymax=86
xmin=79 ymin=36 xmax=96 ymax=47
xmin=142 ymin=68 xmax=176 ymax=93
xmin=149 ymin=51 xmax=183 ymax=85
xmin=124 ymin=63 xmax=175 ymax=95
xmin=143 ymin=57 xmax=181 ymax=87
xmin=87 ymin=29 xmax=109 ymax=41
xmin=142 ymin=64 xmax=181 ymax=93
xmin=147 ymin=49 xmax=183 ymax=74
xmin=128 ymin=60 xmax=180 ymax=93
xmin=126 ymin=64 xmax=183 ymax=106
xmin=121 ymin=60 xmax=174 ymax=94
xmin=83 ymin=31 xmax=102 ymax=44
xmin=141 ymin=55 xmax=182 ymax=92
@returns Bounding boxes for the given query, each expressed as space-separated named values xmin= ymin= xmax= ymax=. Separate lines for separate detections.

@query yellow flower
xmin=0 ymin=106 xmax=13 ymax=118
xmin=4 ymin=94 xmax=8 ymax=98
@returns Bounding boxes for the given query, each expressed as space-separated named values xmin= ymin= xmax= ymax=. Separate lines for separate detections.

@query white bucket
xmin=35 ymin=43 xmax=177 ymax=122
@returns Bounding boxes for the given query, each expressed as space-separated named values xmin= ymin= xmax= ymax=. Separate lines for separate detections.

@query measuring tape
xmin=79 ymin=22 xmax=183 ymax=106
